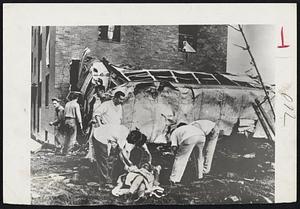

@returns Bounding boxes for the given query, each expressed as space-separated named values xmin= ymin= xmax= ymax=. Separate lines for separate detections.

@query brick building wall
xmin=31 ymin=26 xmax=56 ymax=142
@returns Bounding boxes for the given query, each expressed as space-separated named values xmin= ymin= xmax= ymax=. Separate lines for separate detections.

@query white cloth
xmin=189 ymin=120 xmax=216 ymax=136
xmin=93 ymin=100 xmax=122 ymax=125
xmin=93 ymin=124 xmax=128 ymax=145
xmin=170 ymin=125 xmax=205 ymax=147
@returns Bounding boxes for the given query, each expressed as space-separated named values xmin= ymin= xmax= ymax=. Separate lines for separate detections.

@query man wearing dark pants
xmin=92 ymin=136 xmax=111 ymax=189
xmin=92 ymin=91 xmax=126 ymax=190
xmin=49 ymin=97 xmax=65 ymax=154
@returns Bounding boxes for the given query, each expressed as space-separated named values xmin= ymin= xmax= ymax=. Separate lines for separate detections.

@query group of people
xmin=49 ymin=85 xmax=220 ymax=202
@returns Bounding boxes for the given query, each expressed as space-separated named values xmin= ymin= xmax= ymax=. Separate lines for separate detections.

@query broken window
xmin=213 ymin=73 xmax=239 ymax=86
xmin=149 ymin=71 xmax=177 ymax=83
xmin=194 ymin=72 xmax=220 ymax=85
xmin=125 ymin=71 xmax=153 ymax=82
xmin=178 ymin=25 xmax=198 ymax=52
xmin=98 ymin=26 xmax=121 ymax=42
xmin=173 ymin=71 xmax=199 ymax=84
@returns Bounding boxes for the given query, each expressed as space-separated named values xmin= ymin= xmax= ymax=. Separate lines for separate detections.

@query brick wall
xmin=55 ymin=25 xmax=228 ymax=102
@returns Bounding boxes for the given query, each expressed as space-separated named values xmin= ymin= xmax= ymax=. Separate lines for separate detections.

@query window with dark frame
xmin=38 ymin=30 xmax=42 ymax=63
xmin=45 ymin=74 xmax=50 ymax=107
xmin=45 ymin=130 xmax=48 ymax=142
xmin=34 ymin=29 xmax=36 ymax=47
xmin=45 ymin=26 xmax=51 ymax=67
xmin=178 ymin=25 xmax=198 ymax=52
xmin=31 ymin=52 xmax=33 ymax=73
xmin=34 ymin=57 xmax=36 ymax=75
xmin=45 ymin=26 xmax=50 ymax=46
xmin=98 ymin=26 xmax=121 ymax=42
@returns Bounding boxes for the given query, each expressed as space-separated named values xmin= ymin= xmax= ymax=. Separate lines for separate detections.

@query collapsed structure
xmin=69 ymin=48 xmax=275 ymax=144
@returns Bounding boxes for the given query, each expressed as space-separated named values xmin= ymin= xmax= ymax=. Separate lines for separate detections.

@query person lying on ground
xmin=112 ymin=162 xmax=164 ymax=203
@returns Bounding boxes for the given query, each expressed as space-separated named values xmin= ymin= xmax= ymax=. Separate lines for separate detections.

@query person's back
xmin=170 ymin=124 xmax=206 ymax=147
xmin=189 ymin=120 xmax=216 ymax=136
xmin=190 ymin=119 xmax=219 ymax=175
xmin=65 ymin=100 xmax=80 ymax=119
xmin=63 ymin=94 xmax=82 ymax=154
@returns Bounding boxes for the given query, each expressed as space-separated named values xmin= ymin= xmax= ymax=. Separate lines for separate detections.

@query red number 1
xmin=278 ymin=26 xmax=290 ymax=48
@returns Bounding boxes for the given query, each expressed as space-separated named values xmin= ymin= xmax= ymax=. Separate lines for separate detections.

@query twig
xmin=232 ymin=43 xmax=248 ymax=50
xmin=227 ymin=24 xmax=241 ymax=32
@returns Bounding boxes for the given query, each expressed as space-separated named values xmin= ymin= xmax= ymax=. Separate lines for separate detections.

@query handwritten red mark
xmin=278 ymin=27 xmax=290 ymax=48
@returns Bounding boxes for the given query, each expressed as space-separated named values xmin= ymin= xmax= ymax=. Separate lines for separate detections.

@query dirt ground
xmin=31 ymin=134 xmax=274 ymax=205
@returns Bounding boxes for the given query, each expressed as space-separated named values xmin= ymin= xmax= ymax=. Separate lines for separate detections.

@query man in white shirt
xmin=189 ymin=120 xmax=219 ymax=175
xmin=93 ymin=91 xmax=124 ymax=126
xmin=168 ymin=120 xmax=220 ymax=184
xmin=169 ymin=122 xmax=206 ymax=183
xmin=91 ymin=91 xmax=125 ymax=188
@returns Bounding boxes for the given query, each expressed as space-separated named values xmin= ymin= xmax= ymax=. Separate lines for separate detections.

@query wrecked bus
xmin=68 ymin=48 xmax=275 ymax=144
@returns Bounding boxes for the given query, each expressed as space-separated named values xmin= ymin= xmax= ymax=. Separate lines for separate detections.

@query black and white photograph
xmin=3 ymin=4 xmax=297 ymax=206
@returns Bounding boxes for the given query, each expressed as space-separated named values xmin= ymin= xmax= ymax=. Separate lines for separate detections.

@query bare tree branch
xmin=227 ymin=24 xmax=241 ymax=32
xmin=232 ymin=43 xmax=248 ymax=50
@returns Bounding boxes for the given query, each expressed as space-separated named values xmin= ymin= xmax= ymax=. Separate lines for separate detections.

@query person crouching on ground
xmin=189 ymin=120 xmax=220 ymax=176
xmin=49 ymin=97 xmax=65 ymax=154
xmin=168 ymin=122 xmax=207 ymax=184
